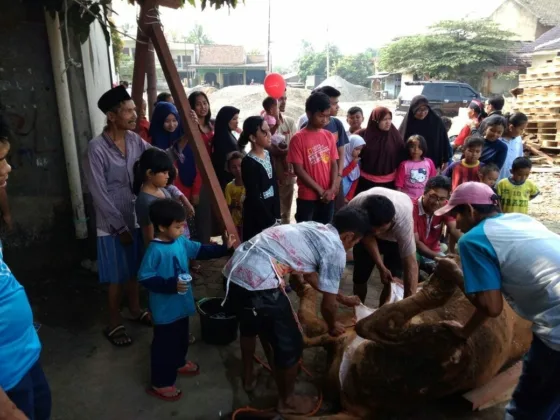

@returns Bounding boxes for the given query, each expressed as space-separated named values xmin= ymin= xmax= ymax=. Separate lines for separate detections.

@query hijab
xmin=212 ymin=106 xmax=240 ymax=190
xmin=149 ymin=102 xmax=197 ymax=187
xmin=344 ymin=134 xmax=366 ymax=182
xmin=398 ymin=95 xmax=450 ymax=167
xmin=358 ymin=107 xmax=405 ymax=176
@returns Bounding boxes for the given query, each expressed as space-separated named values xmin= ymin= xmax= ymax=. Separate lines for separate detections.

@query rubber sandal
xmin=146 ymin=386 xmax=182 ymax=402
xmin=104 ymin=325 xmax=133 ymax=347
xmin=131 ymin=310 xmax=152 ymax=327
xmin=178 ymin=361 xmax=200 ymax=376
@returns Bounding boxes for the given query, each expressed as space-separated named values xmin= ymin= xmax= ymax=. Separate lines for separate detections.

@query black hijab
xmin=399 ymin=95 xmax=450 ymax=168
xmin=212 ymin=106 xmax=240 ymax=190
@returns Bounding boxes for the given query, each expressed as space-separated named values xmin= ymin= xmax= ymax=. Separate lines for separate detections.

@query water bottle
xmin=178 ymin=273 xmax=192 ymax=295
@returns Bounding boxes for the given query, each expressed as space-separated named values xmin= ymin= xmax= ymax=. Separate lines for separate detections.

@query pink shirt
xmin=395 ymin=158 xmax=437 ymax=201
xmin=288 ymin=129 xmax=338 ymax=200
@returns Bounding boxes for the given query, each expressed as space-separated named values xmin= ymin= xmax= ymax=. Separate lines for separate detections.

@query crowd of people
xmin=1 ymin=82 xmax=560 ymax=419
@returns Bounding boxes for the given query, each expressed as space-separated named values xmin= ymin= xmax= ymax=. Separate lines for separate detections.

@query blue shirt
xmin=459 ymin=213 xmax=560 ymax=350
xmin=299 ymin=115 xmax=349 ymax=148
xmin=0 ymin=246 xmax=41 ymax=390
xmin=480 ymin=139 xmax=508 ymax=170
xmin=138 ymin=236 xmax=201 ymax=325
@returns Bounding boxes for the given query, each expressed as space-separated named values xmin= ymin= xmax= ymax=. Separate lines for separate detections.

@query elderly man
xmin=347 ymin=187 xmax=419 ymax=304
xmin=434 ymin=182 xmax=560 ymax=419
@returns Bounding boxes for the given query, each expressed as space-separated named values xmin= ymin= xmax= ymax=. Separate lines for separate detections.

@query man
xmin=268 ymin=90 xmax=298 ymax=224
xmin=434 ymin=182 xmax=560 ymax=419
xmin=348 ymin=188 xmax=419 ymax=304
xmin=485 ymin=95 xmax=504 ymax=117
xmin=223 ymin=206 xmax=369 ymax=415
xmin=414 ymin=176 xmax=462 ymax=273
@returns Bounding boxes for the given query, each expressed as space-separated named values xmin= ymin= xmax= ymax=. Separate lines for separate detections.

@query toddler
xmin=224 ymin=151 xmax=246 ymax=241
xmin=263 ymin=96 xmax=289 ymax=175
xmin=395 ymin=135 xmax=437 ymax=200
xmin=496 ymin=157 xmax=539 ymax=214
xmin=478 ymin=163 xmax=500 ymax=190
xmin=443 ymin=136 xmax=484 ymax=191
xmin=342 ymin=134 xmax=366 ymax=202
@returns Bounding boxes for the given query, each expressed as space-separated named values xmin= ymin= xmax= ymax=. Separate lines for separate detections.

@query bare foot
xmin=277 ymin=394 xmax=318 ymax=415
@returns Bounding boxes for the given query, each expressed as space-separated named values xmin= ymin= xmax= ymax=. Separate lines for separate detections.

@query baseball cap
xmin=434 ymin=182 xmax=498 ymax=216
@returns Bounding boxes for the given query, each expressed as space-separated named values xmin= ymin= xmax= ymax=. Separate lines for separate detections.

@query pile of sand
xmin=208 ymin=85 xmax=310 ymax=122
xmin=316 ymin=75 xmax=372 ymax=102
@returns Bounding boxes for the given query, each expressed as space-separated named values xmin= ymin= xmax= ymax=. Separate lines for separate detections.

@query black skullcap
xmin=97 ymin=85 xmax=132 ymax=114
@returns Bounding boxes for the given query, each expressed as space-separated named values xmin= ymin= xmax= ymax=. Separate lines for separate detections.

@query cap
xmin=434 ymin=182 xmax=498 ymax=216
xmin=97 ymin=85 xmax=132 ymax=114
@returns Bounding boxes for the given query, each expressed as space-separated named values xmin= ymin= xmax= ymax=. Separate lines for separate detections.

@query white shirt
xmin=498 ymin=136 xmax=524 ymax=181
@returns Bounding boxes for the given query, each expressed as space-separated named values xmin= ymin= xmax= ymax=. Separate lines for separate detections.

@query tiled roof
xmin=515 ymin=0 xmax=560 ymax=26
xmin=519 ymin=26 xmax=560 ymax=53
xmin=198 ymin=45 xmax=245 ymax=65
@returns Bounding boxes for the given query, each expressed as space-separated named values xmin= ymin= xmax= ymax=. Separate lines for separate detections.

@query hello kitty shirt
xmin=395 ymin=158 xmax=437 ymax=200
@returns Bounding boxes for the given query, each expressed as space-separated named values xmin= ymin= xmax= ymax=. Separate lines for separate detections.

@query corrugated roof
xmin=519 ymin=26 xmax=560 ymax=53
xmin=515 ymin=0 xmax=560 ymax=26
xmin=198 ymin=45 xmax=245 ymax=65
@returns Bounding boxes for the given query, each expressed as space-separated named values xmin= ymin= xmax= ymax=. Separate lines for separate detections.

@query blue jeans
xmin=6 ymin=361 xmax=51 ymax=420
xmin=295 ymin=199 xmax=334 ymax=224
xmin=505 ymin=334 xmax=560 ymax=420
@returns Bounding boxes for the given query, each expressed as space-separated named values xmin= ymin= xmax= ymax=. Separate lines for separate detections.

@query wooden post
xmin=141 ymin=10 xmax=239 ymax=247
xmin=146 ymin=40 xmax=158 ymax=117
xmin=131 ymin=13 xmax=150 ymax=129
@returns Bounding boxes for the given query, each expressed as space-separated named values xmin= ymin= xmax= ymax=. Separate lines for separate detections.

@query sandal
xmin=104 ymin=325 xmax=133 ymax=347
xmin=177 ymin=361 xmax=200 ymax=376
xmin=189 ymin=334 xmax=196 ymax=345
xmin=131 ymin=310 xmax=152 ymax=327
xmin=146 ymin=385 xmax=182 ymax=402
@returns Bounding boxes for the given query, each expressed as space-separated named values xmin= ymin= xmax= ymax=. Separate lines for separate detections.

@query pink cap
xmin=434 ymin=182 xmax=498 ymax=216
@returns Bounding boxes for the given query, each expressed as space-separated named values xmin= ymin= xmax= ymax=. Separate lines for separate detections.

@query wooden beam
xmin=524 ymin=141 xmax=555 ymax=165
xmin=145 ymin=15 xmax=239 ymax=247
xmin=131 ymin=15 xmax=150 ymax=129
xmin=146 ymin=40 xmax=158 ymax=118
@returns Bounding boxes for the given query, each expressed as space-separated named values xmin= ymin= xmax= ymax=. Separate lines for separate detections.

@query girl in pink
xmin=395 ymin=135 xmax=437 ymax=200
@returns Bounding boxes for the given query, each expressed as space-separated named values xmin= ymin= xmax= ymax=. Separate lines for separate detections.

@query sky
xmin=112 ymin=0 xmax=504 ymax=68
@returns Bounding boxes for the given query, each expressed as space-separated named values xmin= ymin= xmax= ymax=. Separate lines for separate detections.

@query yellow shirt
xmin=496 ymin=178 xmax=539 ymax=214
xmin=225 ymin=181 xmax=245 ymax=227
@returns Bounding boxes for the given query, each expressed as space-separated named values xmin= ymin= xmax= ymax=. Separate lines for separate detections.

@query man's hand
xmin=339 ymin=295 xmax=361 ymax=307
xmin=119 ymin=231 xmax=133 ymax=246
xmin=223 ymin=230 xmax=237 ymax=249
xmin=379 ymin=266 xmax=393 ymax=285
xmin=328 ymin=321 xmax=346 ymax=337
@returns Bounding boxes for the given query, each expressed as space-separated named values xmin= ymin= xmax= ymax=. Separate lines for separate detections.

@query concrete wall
xmin=532 ymin=51 xmax=560 ymax=67
xmin=490 ymin=1 xmax=539 ymax=41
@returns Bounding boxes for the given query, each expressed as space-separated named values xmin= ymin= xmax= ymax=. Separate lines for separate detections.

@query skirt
xmin=96 ymin=229 xmax=144 ymax=284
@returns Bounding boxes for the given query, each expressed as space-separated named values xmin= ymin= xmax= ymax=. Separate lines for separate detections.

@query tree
xmin=110 ymin=18 xmax=124 ymax=72
xmin=186 ymin=24 xmax=214 ymax=44
xmin=247 ymin=48 xmax=262 ymax=55
xmin=379 ymin=19 xmax=514 ymax=86
xmin=297 ymin=44 xmax=342 ymax=81
xmin=332 ymin=51 xmax=375 ymax=87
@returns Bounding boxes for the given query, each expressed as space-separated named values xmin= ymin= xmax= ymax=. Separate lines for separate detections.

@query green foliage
xmin=379 ymin=19 xmax=515 ymax=84
xmin=185 ymin=24 xmax=214 ymax=44
xmin=332 ymin=51 xmax=375 ymax=87
xmin=110 ymin=18 xmax=124 ymax=71
xmin=118 ymin=54 xmax=134 ymax=80
xmin=297 ymin=43 xmax=342 ymax=81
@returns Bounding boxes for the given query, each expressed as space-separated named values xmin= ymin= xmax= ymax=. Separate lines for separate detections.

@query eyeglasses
xmin=427 ymin=193 xmax=448 ymax=203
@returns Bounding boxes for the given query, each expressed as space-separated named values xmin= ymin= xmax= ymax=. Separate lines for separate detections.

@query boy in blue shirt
xmin=434 ymin=182 xmax=560 ymax=419
xmin=138 ymin=198 xmax=235 ymax=401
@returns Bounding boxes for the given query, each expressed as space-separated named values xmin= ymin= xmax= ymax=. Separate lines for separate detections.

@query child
xmin=479 ymin=115 xmax=508 ymax=170
xmin=224 ymin=151 xmax=245 ymax=241
xmin=395 ymin=135 xmax=437 ymax=200
xmin=137 ymin=99 xmax=150 ymax=142
xmin=288 ymin=92 xmax=339 ymax=224
xmin=138 ymin=198 xmax=235 ymax=401
xmin=499 ymin=112 xmax=528 ymax=181
xmin=346 ymin=106 xmax=364 ymax=135
xmin=452 ymin=100 xmax=486 ymax=150
xmin=134 ymin=148 xmax=194 ymax=248
xmin=478 ymin=163 xmax=500 ymax=190
xmin=496 ymin=157 xmax=539 ymax=214
xmin=443 ymin=135 xmax=484 ymax=191
xmin=262 ymin=96 xmax=289 ymax=173
xmin=342 ymin=134 xmax=366 ymax=202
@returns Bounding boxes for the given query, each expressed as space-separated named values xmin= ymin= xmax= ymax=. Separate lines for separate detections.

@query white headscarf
xmin=344 ymin=134 xmax=366 ymax=182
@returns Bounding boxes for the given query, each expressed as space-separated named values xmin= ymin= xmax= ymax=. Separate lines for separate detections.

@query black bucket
xmin=196 ymin=297 xmax=238 ymax=346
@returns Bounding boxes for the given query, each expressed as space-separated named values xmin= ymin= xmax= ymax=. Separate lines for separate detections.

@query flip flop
xmin=146 ymin=386 xmax=182 ymax=402
xmin=131 ymin=310 xmax=152 ymax=327
xmin=177 ymin=361 xmax=200 ymax=376
xmin=104 ymin=325 xmax=133 ymax=347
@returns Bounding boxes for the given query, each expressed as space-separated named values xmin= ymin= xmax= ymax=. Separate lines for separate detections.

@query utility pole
xmin=326 ymin=23 xmax=330 ymax=78
xmin=267 ymin=0 xmax=271 ymax=73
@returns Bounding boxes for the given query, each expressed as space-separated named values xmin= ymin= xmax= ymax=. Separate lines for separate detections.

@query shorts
xmin=228 ymin=283 xmax=303 ymax=369
xmin=353 ymin=238 xmax=403 ymax=285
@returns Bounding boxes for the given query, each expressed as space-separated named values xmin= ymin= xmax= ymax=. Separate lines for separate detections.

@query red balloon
xmin=263 ymin=73 xmax=286 ymax=99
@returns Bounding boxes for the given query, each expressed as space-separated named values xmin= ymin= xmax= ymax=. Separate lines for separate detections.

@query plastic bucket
xmin=196 ymin=297 xmax=238 ymax=346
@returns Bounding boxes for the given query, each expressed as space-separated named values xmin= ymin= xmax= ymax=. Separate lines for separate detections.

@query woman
xmin=399 ymin=95 xmax=450 ymax=169
xmin=238 ymin=116 xmax=280 ymax=241
xmin=189 ymin=91 xmax=214 ymax=243
xmin=212 ymin=106 xmax=240 ymax=191
xmin=355 ymin=107 xmax=405 ymax=194
xmin=452 ymin=99 xmax=486 ymax=150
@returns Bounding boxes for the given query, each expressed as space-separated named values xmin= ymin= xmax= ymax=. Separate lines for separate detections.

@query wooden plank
xmin=525 ymin=141 xmax=556 ymax=165
xmin=146 ymin=40 xmax=157 ymax=117
xmin=131 ymin=23 xmax=149 ymax=133
xmin=145 ymin=14 xmax=240 ymax=247
xmin=532 ymin=167 xmax=560 ymax=173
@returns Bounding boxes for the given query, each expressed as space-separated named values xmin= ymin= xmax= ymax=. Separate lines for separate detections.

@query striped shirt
xmin=443 ymin=160 xmax=482 ymax=191
xmin=83 ymin=130 xmax=183 ymax=236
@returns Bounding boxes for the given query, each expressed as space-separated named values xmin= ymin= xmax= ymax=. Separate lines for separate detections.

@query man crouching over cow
xmin=222 ymin=206 xmax=369 ymax=416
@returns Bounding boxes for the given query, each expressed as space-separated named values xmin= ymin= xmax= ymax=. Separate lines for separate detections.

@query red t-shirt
xmin=287 ymin=129 xmax=338 ymax=200
xmin=413 ymin=198 xmax=454 ymax=253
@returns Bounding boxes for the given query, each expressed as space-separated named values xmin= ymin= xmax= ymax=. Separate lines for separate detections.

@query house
xmin=480 ymin=41 xmax=532 ymax=95
xmin=519 ymin=25 xmax=560 ymax=66
xmin=283 ymin=72 xmax=304 ymax=88
xmin=367 ymin=72 xmax=402 ymax=99
xmin=0 ymin=0 xmax=114 ymax=263
xmin=188 ymin=45 xmax=267 ymax=87
xmin=490 ymin=0 xmax=560 ymax=41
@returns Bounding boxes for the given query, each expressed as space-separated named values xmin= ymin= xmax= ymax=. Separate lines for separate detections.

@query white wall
xmin=490 ymin=0 xmax=538 ymax=41
xmin=532 ymin=52 xmax=560 ymax=67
